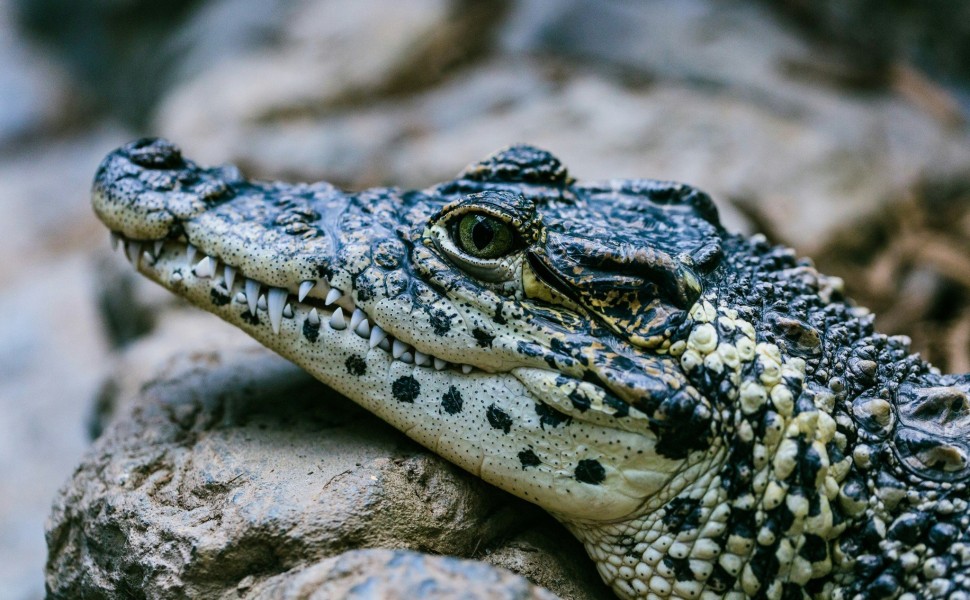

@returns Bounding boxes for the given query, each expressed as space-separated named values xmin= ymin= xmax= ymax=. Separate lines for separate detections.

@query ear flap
xmin=893 ymin=377 xmax=970 ymax=482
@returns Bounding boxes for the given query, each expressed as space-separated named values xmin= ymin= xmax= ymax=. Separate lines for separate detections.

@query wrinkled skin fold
xmin=93 ymin=138 xmax=970 ymax=599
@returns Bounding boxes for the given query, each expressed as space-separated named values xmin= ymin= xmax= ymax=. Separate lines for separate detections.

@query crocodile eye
xmin=455 ymin=213 xmax=514 ymax=259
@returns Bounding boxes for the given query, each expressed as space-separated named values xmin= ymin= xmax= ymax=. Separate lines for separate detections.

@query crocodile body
xmin=92 ymin=139 xmax=970 ymax=600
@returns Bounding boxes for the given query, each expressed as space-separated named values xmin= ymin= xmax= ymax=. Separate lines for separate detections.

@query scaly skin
xmin=92 ymin=138 xmax=970 ymax=599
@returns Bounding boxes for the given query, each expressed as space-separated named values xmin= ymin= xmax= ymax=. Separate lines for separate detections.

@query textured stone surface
xmin=45 ymin=326 xmax=610 ymax=599
xmin=245 ymin=548 xmax=561 ymax=600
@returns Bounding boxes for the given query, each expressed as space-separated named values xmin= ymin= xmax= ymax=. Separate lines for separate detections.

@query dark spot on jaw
xmin=494 ymin=302 xmax=506 ymax=325
xmin=355 ymin=278 xmax=374 ymax=302
xmin=303 ymin=319 xmax=320 ymax=343
xmin=486 ymin=404 xmax=513 ymax=434
xmin=345 ymin=355 xmax=367 ymax=376
xmin=392 ymin=375 xmax=420 ymax=403
xmin=241 ymin=310 xmax=260 ymax=325
xmin=518 ymin=449 xmax=541 ymax=469
xmin=442 ymin=386 xmax=463 ymax=414
xmin=535 ymin=403 xmax=572 ymax=429
xmin=472 ymin=327 xmax=495 ymax=348
xmin=574 ymin=459 xmax=606 ymax=485
xmin=603 ymin=391 xmax=630 ymax=417
xmin=429 ymin=309 xmax=452 ymax=335
xmin=568 ymin=389 xmax=591 ymax=412
xmin=210 ymin=287 xmax=231 ymax=306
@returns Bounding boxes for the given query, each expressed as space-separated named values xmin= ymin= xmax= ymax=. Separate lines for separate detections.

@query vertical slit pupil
xmin=472 ymin=218 xmax=495 ymax=250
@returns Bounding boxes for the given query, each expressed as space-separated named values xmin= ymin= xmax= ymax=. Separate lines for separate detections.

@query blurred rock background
xmin=1 ymin=0 xmax=969 ymax=597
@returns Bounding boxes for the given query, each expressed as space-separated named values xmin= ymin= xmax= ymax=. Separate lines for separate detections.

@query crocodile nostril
xmin=127 ymin=138 xmax=184 ymax=169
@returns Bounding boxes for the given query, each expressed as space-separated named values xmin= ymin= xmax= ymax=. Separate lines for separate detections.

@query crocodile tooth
xmin=400 ymin=352 xmax=414 ymax=364
xmin=369 ymin=325 xmax=387 ymax=348
xmin=307 ymin=308 xmax=320 ymax=326
xmin=329 ymin=307 xmax=347 ymax=330
xmin=350 ymin=308 xmax=366 ymax=331
xmin=234 ymin=291 xmax=247 ymax=304
xmin=267 ymin=287 xmax=287 ymax=333
xmin=224 ymin=265 xmax=236 ymax=289
xmin=355 ymin=318 xmax=371 ymax=339
xmin=414 ymin=351 xmax=430 ymax=367
xmin=245 ymin=279 xmax=260 ymax=315
xmin=194 ymin=256 xmax=215 ymax=278
xmin=378 ymin=337 xmax=392 ymax=351
xmin=433 ymin=357 xmax=448 ymax=371
xmin=110 ymin=232 xmax=120 ymax=250
xmin=171 ymin=271 xmax=183 ymax=282
xmin=392 ymin=339 xmax=408 ymax=359
xmin=153 ymin=240 xmax=164 ymax=257
xmin=282 ymin=303 xmax=294 ymax=319
xmin=125 ymin=241 xmax=142 ymax=266
xmin=461 ymin=364 xmax=473 ymax=374
xmin=185 ymin=243 xmax=197 ymax=266
xmin=257 ymin=294 xmax=267 ymax=311
xmin=298 ymin=281 xmax=315 ymax=302
xmin=325 ymin=288 xmax=341 ymax=306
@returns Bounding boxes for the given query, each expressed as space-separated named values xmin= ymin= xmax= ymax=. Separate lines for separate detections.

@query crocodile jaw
xmin=93 ymin=139 xmax=689 ymax=523
xmin=108 ymin=233 xmax=684 ymax=520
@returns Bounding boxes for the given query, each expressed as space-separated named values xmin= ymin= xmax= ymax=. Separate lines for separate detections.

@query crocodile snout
xmin=92 ymin=138 xmax=236 ymax=240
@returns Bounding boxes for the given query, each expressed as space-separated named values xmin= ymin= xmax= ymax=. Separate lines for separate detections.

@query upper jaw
xmin=93 ymin=138 xmax=694 ymax=426
xmin=92 ymin=138 xmax=519 ymax=375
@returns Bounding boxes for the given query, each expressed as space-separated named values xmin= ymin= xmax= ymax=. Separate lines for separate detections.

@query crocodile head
xmin=93 ymin=139 xmax=970 ymax=599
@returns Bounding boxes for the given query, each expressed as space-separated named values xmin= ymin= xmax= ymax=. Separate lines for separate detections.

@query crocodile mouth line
xmin=109 ymin=232 xmax=476 ymax=374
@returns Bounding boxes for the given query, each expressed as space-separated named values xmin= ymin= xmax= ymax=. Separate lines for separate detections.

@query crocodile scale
xmin=92 ymin=138 xmax=970 ymax=600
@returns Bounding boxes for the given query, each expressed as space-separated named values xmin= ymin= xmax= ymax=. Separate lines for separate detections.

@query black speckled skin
xmin=92 ymin=139 xmax=970 ymax=599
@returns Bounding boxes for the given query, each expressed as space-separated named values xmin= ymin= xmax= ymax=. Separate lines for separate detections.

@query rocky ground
xmin=1 ymin=0 xmax=969 ymax=598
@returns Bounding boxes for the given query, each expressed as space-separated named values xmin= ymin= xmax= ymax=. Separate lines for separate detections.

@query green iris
xmin=456 ymin=213 xmax=514 ymax=259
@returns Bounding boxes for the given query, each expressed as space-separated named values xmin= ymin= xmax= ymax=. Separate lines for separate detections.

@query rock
xmin=0 ymin=255 xmax=114 ymax=600
xmin=484 ymin=524 xmax=617 ymax=600
xmin=46 ymin=330 xmax=611 ymax=599
xmin=0 ymin=126 xmax=132 ymax=281
xmin=153 ymin=0 xmax=970 ymax=254
xmin=245 ymin=548 xmax=560 ymax=599
xmin=154 ymin=0 xmax=504 ymax=164
xmin=0 ymin=0 xmax=79 ymax=148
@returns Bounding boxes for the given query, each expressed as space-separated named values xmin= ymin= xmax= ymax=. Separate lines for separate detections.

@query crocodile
xmin=92 ymin=138 xmax=970 ymax=600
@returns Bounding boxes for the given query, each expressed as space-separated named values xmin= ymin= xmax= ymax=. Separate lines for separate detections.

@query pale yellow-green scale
xmin=574 ymin=297 xmax=857 ymax=599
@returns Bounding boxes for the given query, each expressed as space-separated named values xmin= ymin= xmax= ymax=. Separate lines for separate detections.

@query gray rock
xmin=0 ymin=255 xmax=113 ymax=600
xmin=484 ymin=526 xmax=616 ymax=600
xmin=0 ymin=126 xmax=132 ymax=281
xmin=0 ymin=0 xmax=79 ymax=148
xmin=245 ymin=548 xmax=560 ymax=600
xmin=46 ymin=327 xmax=610 ymax=599
xmin=153 ymin=0 xmax=970 ymax=254
xmin=153 ymin=0 xmax=504 ymax=168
